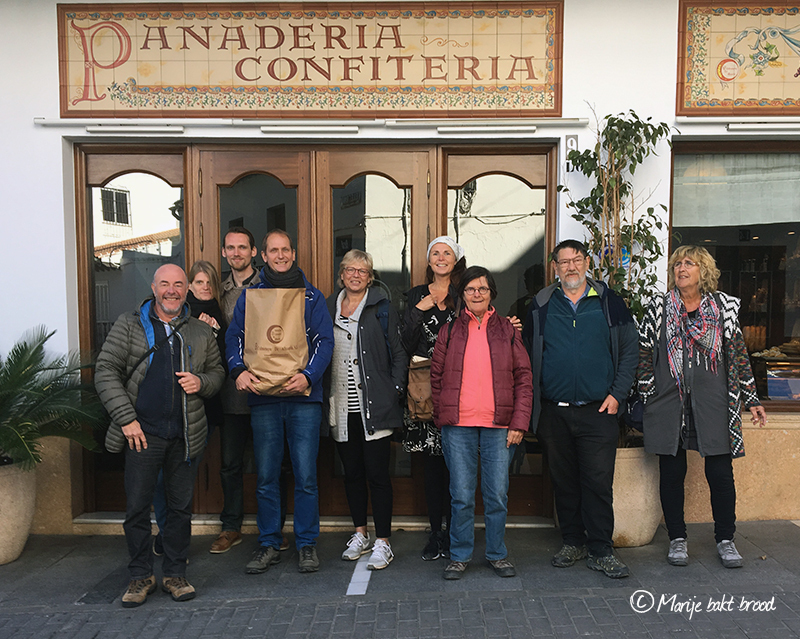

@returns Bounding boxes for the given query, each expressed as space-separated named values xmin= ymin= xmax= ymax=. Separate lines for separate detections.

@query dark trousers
xmin=220 ymin=413 xmax=288 ymax=533
xmin=659 ymin=449 xmax=736 ymax=543
xmin=124 ymin=434 xmax=195 ymax=579
xmin=336 ymin=413 xmax=393 ymax=539
xmin=219 ymin=413 xmax=250 ymax=531
xmin=424 ymin=454 xmax=451 ymax=533
xmin=537 ymin=401 xmax=618 ymax=556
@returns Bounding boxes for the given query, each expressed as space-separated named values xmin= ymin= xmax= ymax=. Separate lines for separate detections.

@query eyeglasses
xmin=673 ymin=259 xmax=698 ymax=270
xmin=555 ymin=256 xmax=586 ymax=268
xmin=464 ymin=286 xmax=490 ymax=296
xmin=343 ymin=266 xmax=369 ymax=277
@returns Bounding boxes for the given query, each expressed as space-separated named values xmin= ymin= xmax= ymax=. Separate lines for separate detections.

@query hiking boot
xmin=161 ymin=576 xmax=196 ymax=602
xmin=489 ymin=558 xmax=516 ymax=578
xmin=717 ymin=540 xmax=743 ymax=568
xmin=367 ymin=539 xmax=394 ymax=570
xmin=298 ymin=545 xmax=320 ymax=573
xmin=210 ymin=530 xmax=242 ymax=554
xmin=667 ymin=538 xmax=689 ymax=566
xmin=551 ymin=544 xmax=588 ymax=568
xmin=121 ymin=575 xmax=156 ymax=608
xmin=245 ymin=546 xmax=280 ymax=574
xmin=152 ymin=533 xmax=164 ymax=557
xmin=443 ymin=560 xmax=468 ymax=580
xmin=586 ymin=553 xmax=630 ymax=579
xmin=342 ymin=531 xmax=372 ymax=561
xmin=421 ymin=531 xmax=442 ymax=561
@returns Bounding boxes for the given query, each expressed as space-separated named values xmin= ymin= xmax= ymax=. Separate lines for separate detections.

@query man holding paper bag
xmin=226 ymin=229 xmax=334 ymax=575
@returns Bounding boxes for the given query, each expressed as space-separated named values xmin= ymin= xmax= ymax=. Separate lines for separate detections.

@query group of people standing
xmin=94 ymin=225 xmax=766 ymax=607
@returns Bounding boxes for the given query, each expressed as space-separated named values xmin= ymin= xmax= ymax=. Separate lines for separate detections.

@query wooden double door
xmin=79 ymin=143 xmax=556 ymax=519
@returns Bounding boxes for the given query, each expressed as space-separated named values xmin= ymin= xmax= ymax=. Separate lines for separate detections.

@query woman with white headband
xmin=401 ymin=236 xmax=466 ymax=561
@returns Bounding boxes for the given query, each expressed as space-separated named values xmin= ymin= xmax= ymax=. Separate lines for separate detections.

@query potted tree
xmin=560 ymin=109 xmax=672 ymax=547
xmin=0 ymin=327 xmax=104 ymax=564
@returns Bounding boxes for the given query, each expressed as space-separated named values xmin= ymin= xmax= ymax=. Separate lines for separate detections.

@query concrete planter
xmin=612 ymin=447 xmax=662 ymax=548
xmin=0 ymin=463 xmax=37 ymax=565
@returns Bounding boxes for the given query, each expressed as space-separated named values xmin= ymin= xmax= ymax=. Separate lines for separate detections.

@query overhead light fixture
xmin=727 ymin=123 xmax=800 ymax=132
xmin=752 ymin=236 xmax=760 ymax=240
xmin=85 ymin=125 xmax=185 ymax=134
xmin=437 ymin=125 xmax=537 ymax=134
xmin=789 ymin=231 xmax=796 ymax=235
xmin=260 ymin=125 xmax=359 ymax=134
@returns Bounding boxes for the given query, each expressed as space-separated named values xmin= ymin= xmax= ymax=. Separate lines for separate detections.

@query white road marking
xmin=346 ymin=553 xmax=372 ymax=596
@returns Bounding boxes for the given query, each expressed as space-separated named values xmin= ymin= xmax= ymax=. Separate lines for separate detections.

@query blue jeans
xmin=441 ymin=426 xmax=517 ymax=563
xmin=251 ymin=402 xmax=322 ymax=549
xmin=124 ymin=435 xmax=195 ymax=579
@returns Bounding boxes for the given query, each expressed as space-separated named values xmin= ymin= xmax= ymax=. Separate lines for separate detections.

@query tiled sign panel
xmin=680 ymin=2 xmax=800 ymax=115
xmin=58 ymin=3 xmax=562 ymax=118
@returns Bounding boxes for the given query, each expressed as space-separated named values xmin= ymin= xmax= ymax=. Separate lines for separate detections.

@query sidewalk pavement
xmin=2 ymin=521 xmax=800 ymax=638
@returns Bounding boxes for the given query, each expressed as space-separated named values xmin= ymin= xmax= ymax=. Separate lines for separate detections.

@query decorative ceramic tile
xmin=58 ymin=2 xmax=562 ymax=117
xmin=679 ymin=2 xmax=800 ymax=115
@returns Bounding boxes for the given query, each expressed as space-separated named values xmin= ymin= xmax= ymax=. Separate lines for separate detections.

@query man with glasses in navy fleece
xmin=522 ymin=239 xmax=638 ymax=579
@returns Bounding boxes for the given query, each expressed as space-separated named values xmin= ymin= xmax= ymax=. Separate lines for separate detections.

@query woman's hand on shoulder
xmin=507 ymin=315 xmax=522 ymax=332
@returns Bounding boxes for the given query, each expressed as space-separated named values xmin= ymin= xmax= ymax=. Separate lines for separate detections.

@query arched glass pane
xmin=447 ymin=175 xmax=547 ymax=320
xmin=219 ymin=173 xmax=298 ymax=271
xmin=92 ymin=173 xmax=183 ymax=347
xmin=331 ymin=175 xmax=412 ymax=311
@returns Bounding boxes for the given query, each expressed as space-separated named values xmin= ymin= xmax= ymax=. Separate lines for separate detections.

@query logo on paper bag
xmin=267 ymin=325 xmax=285 ymax=344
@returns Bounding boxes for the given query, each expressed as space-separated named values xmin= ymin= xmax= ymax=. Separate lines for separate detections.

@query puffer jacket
xmin=431 ymin=309 xmax=532 ymax=431
xmin=324 ymin=287 xmax=408 ymax=441
xmin=95 ymin=299 xmax=226 ymax=460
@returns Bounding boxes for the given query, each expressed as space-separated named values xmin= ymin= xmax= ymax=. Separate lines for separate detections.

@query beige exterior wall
xmin=29 ymin=412 xmax=800 ymax=534
xmin=685 ymin=413 xmax=800 ymax=522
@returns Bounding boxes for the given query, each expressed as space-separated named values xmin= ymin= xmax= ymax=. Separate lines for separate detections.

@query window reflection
xmin=332 ymin=175 xmax=411 ymax=309
xmin=92 ymin=173 xmax=183 ymax=346
xmin=447 ymin=175 xmax=546 ymax=319
xmin=219 ymin=173 xmax=298 ymax=273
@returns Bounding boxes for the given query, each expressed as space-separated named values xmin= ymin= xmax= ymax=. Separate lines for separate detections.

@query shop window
xmin=673 ymin=152 xmax=800 ymax=401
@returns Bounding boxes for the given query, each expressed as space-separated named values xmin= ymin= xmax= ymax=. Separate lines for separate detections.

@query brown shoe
xmin=161 ymin=576 xmax=196 ymax=602
xmin=280 ymin=536 xmax=290 ymax=551
xmin=210 ymin=530 xmax=242 ymax=554
xmin=121 ymin=575 xmax=156 ymax=608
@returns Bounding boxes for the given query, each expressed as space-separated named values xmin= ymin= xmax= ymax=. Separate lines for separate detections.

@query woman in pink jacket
xmin=431 ymin=265 xmax=533 ymax=581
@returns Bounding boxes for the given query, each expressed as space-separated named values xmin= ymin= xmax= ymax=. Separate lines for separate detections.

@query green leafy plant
xmin=559 ymin=109 xmax=672 ymax=322
xmin=0 ymin=327 xmax=104 ymax=470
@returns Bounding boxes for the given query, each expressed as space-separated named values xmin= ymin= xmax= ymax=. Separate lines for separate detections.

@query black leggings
xmin=659 ymin=448 xmax=736 ymax=543
xmin=424 ymin=453 xmax=451 ymax=533
xmin=336 ymin=413 xmax=393 ymax=538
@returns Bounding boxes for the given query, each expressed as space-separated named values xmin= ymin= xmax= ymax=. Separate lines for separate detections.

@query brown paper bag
xmin=243 ymin=288 xmax=311 ymax=396
xmin=406 ymin=355 xmax=433 ymax=421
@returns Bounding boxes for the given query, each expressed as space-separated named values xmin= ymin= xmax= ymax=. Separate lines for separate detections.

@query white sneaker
xmin=367 ymin=539 xmax=394 ymax=570
xmin=342 ymin=532 xmax=371 ymax=561
xmin=717 ymin=539 xmax=743 ymax=569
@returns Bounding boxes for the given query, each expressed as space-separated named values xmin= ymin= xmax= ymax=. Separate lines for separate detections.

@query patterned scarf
xmin=665 ymin=287 xmax=722 ymax=396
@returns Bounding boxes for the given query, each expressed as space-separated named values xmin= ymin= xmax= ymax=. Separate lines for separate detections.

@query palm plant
xmin=0 ymin=327 xmax=103 ymax=470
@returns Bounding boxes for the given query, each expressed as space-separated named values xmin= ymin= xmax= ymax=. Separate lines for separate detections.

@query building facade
xmin=2 ymin=0 xmax=799 ymax=534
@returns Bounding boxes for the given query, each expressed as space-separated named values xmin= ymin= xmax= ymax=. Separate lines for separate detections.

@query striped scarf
xmin=665 ymin=288 xmax=722 ymax=397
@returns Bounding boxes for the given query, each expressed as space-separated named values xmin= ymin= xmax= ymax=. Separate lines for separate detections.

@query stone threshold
xmin=72 ymin=513 xmax=555 ymax=536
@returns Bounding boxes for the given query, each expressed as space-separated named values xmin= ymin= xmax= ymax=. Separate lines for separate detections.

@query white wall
xmin=0 ymin=0 xmax=735 ymax=354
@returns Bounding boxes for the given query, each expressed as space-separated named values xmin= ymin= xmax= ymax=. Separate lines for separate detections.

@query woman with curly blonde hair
xmin=638 ymin=245 xmax=766 ymax=569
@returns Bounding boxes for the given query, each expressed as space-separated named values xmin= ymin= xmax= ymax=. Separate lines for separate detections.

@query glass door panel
xmin=447 ymin=175 xmax=547 ymax=318
xmin=90 ymin=172 xmax=184 ymax=511
xmin=332 ymin=175 xmax=412 ymax=309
